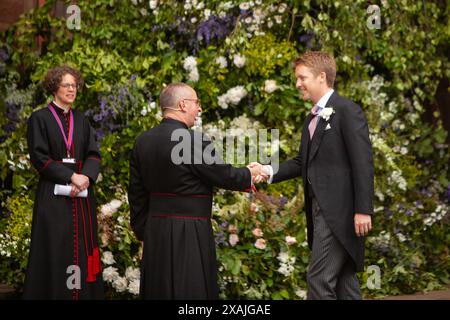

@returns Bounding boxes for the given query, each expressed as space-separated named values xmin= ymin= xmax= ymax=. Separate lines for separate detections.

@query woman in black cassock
xmin=23 ymin=66 xmax=104 ymax=299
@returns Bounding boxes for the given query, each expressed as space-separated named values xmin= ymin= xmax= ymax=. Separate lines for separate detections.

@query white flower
xmin=215 ymin=56 xmax=228 ymax=69
xmin=184 ymin=3 xmax=192 ymax=10
xmin=252 ymin=228 xmax=264 ymax=238
xmin=204 ymin=9 xmax=211 ymax=19
xmin=191 ymin=17 xmax=197 ymax=23
xmin=103 ymin=266 xmax=119 ymax=282
xmin=295 ymin=289 xmax=307 ymax=300
xmin=183 ymin=56 xmax=197 ymax=71
xmin=188 ymin=69 xmax=199 ymax=82
xmin=140 ymin=108 xmax=148 ymax=116
xmin=131 ymin=0 xmax=138 ymax=5
xmin=125 ymin=266 xmax=141 ymax=280
xmin=229 ymin=234 xmax=239 ymax=246
xmin=244 ymin=17 xmax=253 ymax=24
xmin=149 ymin=101 xmax=156 ymax=109
xmin=113 ymin=277 xmax=128 ymax=292
xmin=318 ymin=107 xmax=335 ymax=121
xmin=285 ymin=236 xmax=297 ymax=245
xmin=102 ymin=251 xmax=116 ymax=265
xmin=277 ymin=252 xmax=289 ymax=263
xmin=217 ymin=86 xmax=247 ymax=109
xmin=218 ymin=95 xmax=229 ymax=109
xmin=140 ymin=8 xmax=148 ymax=16
xmin=196 ymin=2 xmax=205 ymax=10
xmin=149 ymin=0 xmax=158 ymax=10
xmin=396 ymin=233 xmax=407 ymax=242
xmin=254 ymin=238 xmax=266 ymax=250
xmin=239 ymin=2 xmax=250 ymax=10
xmin=233 ymin=54 xmax=246 ymax=68
xmin=128 ymin=279 xmax=140 ymax=295
xmin=264 ymin=80 xmax=278 ymax=93
xmin=278 ymin=3 xmax=288 ymax=13
xmin=267 ymin=21 xmax=274 ymax=28
xmin=227 ymin=86 xmax=247 ymax=104
xmin=274 ymin=15 xmax=283 ymax=24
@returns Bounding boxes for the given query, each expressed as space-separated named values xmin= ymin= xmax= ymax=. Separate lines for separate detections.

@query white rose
xmin=113 ymin=277 xmax=128 ymax=292
xmin=264 ymin=80 xmax=278 ymax=93
xmin=218 ymin=95 xmax=229 ymax=109
xmin=128 ymin=279 xmax=140 ymax=295
xmin=188 ymin=68 xmax=199 ymax=82
xmin=103 ymin=266 xmax=119 ymax=282
xmin=102 ymin=251 xmax=116 ymax=265
xmin=183 ymin=56 xmax=197 ymax=71
xmin=215 ymin=56 xmax=228 ymax=69
xmin=233 ymin=54 xmax=246 ymax=68
xmin=149 ymin=0 xmax=158 ymax=10
xmin=125 ymin=266 xmax=141 ymax=280
xmin=110 ymin=199 xmax=122 ymax=211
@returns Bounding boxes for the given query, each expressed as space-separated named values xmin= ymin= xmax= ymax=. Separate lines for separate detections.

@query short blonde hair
xmin=293 ymin=51 xmax=336 ymax=88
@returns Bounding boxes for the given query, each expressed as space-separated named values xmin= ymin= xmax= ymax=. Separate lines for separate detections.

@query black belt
xmin=148 ymin=193 xmax=212 ymax=218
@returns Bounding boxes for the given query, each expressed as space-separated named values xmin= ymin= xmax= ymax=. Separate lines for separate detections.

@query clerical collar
xmin=52 ymin=100 xmax=71 ymax=114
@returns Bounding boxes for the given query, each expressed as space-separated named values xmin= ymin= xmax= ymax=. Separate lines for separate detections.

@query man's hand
xmin=354 ymin=213 xmax=372 ymax=237
xmin=71 ymin=173 xmax=90 ymax=191
xmin=247 ymin=162 xmax=270 ymax=183
xmin=70 ymin=183 xmax=82 ymax=198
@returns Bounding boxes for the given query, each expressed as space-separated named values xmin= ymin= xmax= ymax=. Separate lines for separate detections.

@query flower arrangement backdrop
xmin=0 ymin=0 xmax=449 ymax=299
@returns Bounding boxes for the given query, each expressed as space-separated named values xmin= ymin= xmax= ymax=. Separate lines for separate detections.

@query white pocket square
xmin=325 ymin=124 xmax=331 ymax=130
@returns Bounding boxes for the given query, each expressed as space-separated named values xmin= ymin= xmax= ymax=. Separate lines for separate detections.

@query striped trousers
xmin=306 ymin=198 xmax=362 ymax=300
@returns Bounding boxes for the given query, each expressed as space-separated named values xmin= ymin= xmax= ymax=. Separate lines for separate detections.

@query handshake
xmin=246 ymin=162 xmax=272 ymax=184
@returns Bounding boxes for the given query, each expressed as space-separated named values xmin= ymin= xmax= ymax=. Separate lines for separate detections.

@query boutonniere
xmin=318 ymin=107 xmax=335 ymax=122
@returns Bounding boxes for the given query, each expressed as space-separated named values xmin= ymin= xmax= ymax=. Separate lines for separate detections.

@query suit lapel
xmin=302 ymin=113 xmax=313 ymax=167
xmin=308 ymin=91 xmax=339 ymax=163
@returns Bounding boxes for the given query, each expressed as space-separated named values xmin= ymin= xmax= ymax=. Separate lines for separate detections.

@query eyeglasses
xmin=182 ymin=98 xmax=201 ymax=107
xmin=59 ymin=83 xmax=78 ymax=90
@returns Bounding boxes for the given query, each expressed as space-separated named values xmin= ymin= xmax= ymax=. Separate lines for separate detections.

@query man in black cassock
xmin=128 ymin=83 xmax=258 ymax=299
xmin=252 ymin=51 xmax=374 ymax=299
xmin=24 ymin=66 xmax=104 ymax=299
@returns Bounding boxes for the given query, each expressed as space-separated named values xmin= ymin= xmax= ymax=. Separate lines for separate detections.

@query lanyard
xmin=48 ymin=103 xmax=74 ymax=157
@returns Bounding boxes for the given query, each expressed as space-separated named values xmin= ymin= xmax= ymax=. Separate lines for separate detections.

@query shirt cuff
xmin=265 ymin=165 xmax=274 ymax=184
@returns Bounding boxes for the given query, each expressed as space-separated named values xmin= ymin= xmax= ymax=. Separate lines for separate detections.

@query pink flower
xmin=285 ymin=236 xmax=297 ymax=245
xmin=229 ymin=234 xmax=239 ymax=247
xmin=252 ymin=228 xmax=264 ymax=238
xmin=254 ymin=238 xmax=266 ymax=250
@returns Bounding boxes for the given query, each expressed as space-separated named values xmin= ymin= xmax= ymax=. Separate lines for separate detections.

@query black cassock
xmin=23 ymin=102 xmax=104 ymax=299
xmin=128 ymin=118 xmax=251 ymax=299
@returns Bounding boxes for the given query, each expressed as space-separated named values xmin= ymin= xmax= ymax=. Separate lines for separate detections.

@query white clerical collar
xmin=315 ymin=89 xmax=334 ymax=109
xmin=52 ymin=100 xmax=71 ymax=114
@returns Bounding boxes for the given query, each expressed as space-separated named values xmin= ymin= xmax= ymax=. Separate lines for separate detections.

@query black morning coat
xmin=128 ymin=118 xmax=251 ymax=299
xmin=273 ymin=91 xmax=374 ymax=272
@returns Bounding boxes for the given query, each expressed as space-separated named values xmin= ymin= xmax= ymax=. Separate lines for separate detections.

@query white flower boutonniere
xmin=318 ymin=107 xmax=335 ymax=122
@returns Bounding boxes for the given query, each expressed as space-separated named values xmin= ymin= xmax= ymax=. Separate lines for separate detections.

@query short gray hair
xmin=159 ymin=83 xmax=193 ymax=111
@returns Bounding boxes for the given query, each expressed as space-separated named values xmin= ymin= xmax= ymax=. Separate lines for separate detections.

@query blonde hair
xmin=293 ymin=51 xmax=336 ymax=88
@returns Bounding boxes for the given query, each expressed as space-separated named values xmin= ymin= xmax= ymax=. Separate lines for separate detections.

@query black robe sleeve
xmin=27 ymin=112 xmax=74 ymax=184
xmin=81 ymin=116 xmax=101 ymax=183
xmin=128 ymin=142 xmax=149 ymax=241
xmin=189 ymin=136 xmax=252 ymax=191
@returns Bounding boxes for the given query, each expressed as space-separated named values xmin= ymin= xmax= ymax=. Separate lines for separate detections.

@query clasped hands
xmin=70 ymin=173 xmax=90 ymax=197
xmin=246 ymin=162 xmax=271 ymax=184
